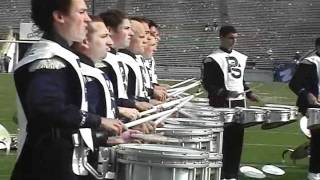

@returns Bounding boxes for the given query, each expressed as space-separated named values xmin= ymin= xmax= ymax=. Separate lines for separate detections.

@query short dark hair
xmin=315 ymin=37 xmax=320 ymax=47
xmin=31 ymin=0 xmax=72 ymax=32
xmin=99 ymin=9 xmax=127 ymax=32
xmin=148 ymin=19 xmax=159 ymax=29
xmin=219 ymin=25 xmax=237 ymax=37
xmin=87 ymin=15 xmax=104 ymax=34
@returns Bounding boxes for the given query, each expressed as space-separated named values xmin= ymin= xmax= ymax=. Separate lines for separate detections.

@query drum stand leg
xmin=128 ymin=163 xmax=133 ymax=180
xmin=215 ymin=168 xmax=221 ymax=180
xmin=172 ymin=168 xmax=176 ymax=180
xmin=148 ymin=166 xmax=152 ymax=180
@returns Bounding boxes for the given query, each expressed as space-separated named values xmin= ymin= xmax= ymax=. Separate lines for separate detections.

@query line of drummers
xmin=95 ymin=93 xmax=306 ymax=180
xmin=12 ymin=2 xmax=320 ymax=180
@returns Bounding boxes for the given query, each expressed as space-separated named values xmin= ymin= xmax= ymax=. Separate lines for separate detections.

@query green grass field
xmin=0 ymin=75 xmax=310 ymax=179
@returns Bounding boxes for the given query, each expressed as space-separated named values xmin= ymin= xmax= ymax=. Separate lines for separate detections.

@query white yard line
xmin=244 ymin=143 xmax=295 ymax=148
xmin=245 ymin=130 xmax=303 ymax=136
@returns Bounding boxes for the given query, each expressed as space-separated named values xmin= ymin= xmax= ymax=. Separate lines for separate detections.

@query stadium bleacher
xmin=0 ymin=0 xmax=319 ymax=79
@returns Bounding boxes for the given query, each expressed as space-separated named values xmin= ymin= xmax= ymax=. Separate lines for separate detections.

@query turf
xmin=0 ymin=76 xmax=311 ymax=180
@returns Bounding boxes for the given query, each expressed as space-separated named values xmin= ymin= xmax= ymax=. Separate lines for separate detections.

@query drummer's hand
xmin=132 ymin=123 xmax=154 ymax=134
xmin=247 ymin=92 xmax=259 ymax=102
xmin=120 ymin=129 xmax=142 ymax=143
xmin=135 ymin=101 xmax=154 ymax=111
xmin=153 ymin=89 xmax=167 ymax=101
xmin=307 ymin=93 xmax=320 ymax=106
xmin=154 ymin=85 xmax=168 ymax=91
xmin=118 ymin=107 xmax=140 ymax=121
xmin=149 ymin=99 xmax=163 ymax=106
xmin=100 ymin=118 xmax=123 ymax=135
xmin=146 ymin=122 xmax=156 ymax=133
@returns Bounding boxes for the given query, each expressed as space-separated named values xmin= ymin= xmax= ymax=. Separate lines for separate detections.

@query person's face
xmin=220 ymin=33 xmax=238 ymax=50
xmin=143 ymin=37 xmax=157 ymax=59
xmin=111 ymin=18 xmax=134 ymax=49
xmin=87 ymin=21 xmax=113 ymax=61
xmin=142 ymin=22 xmax=151 ymax=41
xmin=150 ymin=26 xmax=160 ymax=41
xmin=129 ymin=22 xmax=146 ymax=55
xmin=58 ymin=0 xmax=91 ymax=43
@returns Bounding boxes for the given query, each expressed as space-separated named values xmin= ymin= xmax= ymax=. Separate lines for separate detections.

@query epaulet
xmin=203 ymin=57 xmax=213 ymax=63
xmin=29 ymin=57 xmax=67 ymax=72
xmin=95 ymin=61 xmax=108 ymax=68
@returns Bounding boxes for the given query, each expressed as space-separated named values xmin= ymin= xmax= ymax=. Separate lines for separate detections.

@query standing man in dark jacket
xmin=202 ymin=25 xmax=258 ymax=180
xmin=289 ymin=37 xmax=320 ymax=180
xmin=10 ymin=0 xmax=123 ymax=180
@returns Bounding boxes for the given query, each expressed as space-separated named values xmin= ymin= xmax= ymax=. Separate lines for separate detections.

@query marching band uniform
xmin=11 ymin=33 xmax=101 ymax=180
xmin=118 ymin=49 xmax=150 ymax=101
xmin=96 ymin=50 xmax=136 ymax=109
xmin=202 ymin=47 xmax=252 ymax=179
xmin=289 ymin=52 xmax=320 ymax=180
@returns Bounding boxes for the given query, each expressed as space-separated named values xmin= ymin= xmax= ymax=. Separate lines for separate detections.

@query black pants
xmin=210 ymin=98 xmax=245 ymax=179
xmin=310 ymin=129 xmax=320 ymax=173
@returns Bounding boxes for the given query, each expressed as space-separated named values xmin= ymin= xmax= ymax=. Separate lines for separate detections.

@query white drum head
xmin=240 ymin=166 xmax=266 ymax=179
xmin=0 ymin=124 xmax=11 ymax=150
xmin=300 ymin=116 xmax=311 ymax=138
xmin=262 ymin=165 xmax=285 ymax=176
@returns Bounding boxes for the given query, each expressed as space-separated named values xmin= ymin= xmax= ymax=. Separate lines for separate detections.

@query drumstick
xmin=170 ymin=78 xmax=195 ymax=88
xmin=168 ymin=81 xmax=201 ymax=97
xmin=139 ymin=95 xmax=194 ymax=116
xmin=154 ymin=95 xmax=195 ymax=125
xmin=167 ymin=86 xmax=185 ymax=93
xmin=124 ymin=108 xmax=177 ymax=129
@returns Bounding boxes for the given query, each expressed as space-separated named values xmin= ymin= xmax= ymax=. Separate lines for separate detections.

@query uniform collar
xmin=118 ymin=49 xmax=136 ymax=59
xmin=219 ymin=47 xmax=233 ymax=54
xmin=76 ymin=52 xmax=95 ymax=67
xmin=42 ymin=31 xmax=70 ymax=51
xmin=109 ymin=48 xmax=117 ymax=55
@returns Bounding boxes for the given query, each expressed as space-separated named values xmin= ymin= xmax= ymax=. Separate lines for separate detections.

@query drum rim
xmin=156 ymin=128 xmax=214 ymax=135
xmin=116 ymin=158 xmax=210 ymax=168
xmin=116 ymin=144 xmax=209 ymax=159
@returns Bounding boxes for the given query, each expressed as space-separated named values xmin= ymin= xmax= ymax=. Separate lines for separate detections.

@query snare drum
xmin=165 ymin=118 xmax=224 ymax=154
xmin=211 ymin=108 xmax=240 ymax=124
xmin=265 ymin=104 xmax=299 ymax=120
xmin=179 ymin=108 xmax=221 ymax=119
xmin=156 ymin=125 xmax=223 ymax=180
xmin=251 ymin=106 xmax=292 ymax=129
xmin=238 ymin=108 xmax=266 ymax=128
xmin=156 ymin=128 xmax=215 ymax=152
xmin=115 ymin=144 xmax=209 ymax=180
xmin=307 ymin=108 xmax=320 ymax=130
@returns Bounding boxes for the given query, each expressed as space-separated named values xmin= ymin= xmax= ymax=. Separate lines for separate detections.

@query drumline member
xmin=71 ymin=16 xmax=142 ymax=179
xmin=99 ymin=10 xmax=155 ymax=133
xmin=289 ymin=37 xmax=320 ymax=180
xmin=201 ymin=25 xmax=258 ymax=180
xmin=145 ymin=19 xmax=160 ymax=86
xmin=99 ymin=10 xmax=154 ymax=112
xmin=130 ymin=17 xmax=167 ymax=102
xmin=10 ymin=0 xmax=123 ymax=180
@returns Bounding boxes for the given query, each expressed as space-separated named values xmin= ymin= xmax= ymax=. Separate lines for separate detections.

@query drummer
xmin=10 ymin=0 xmax=124 ymax=180
xmin=201 ymin=25 xmax=259 ymax=180
xmin=99 ymin=10 xmax=156 ymax=133
xmin=289 ymin=37 xmax=320 ymax=180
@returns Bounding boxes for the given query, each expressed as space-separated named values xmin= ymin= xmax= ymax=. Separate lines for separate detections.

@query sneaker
xmin=308 ymin=173 xmax=320 ymax=180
